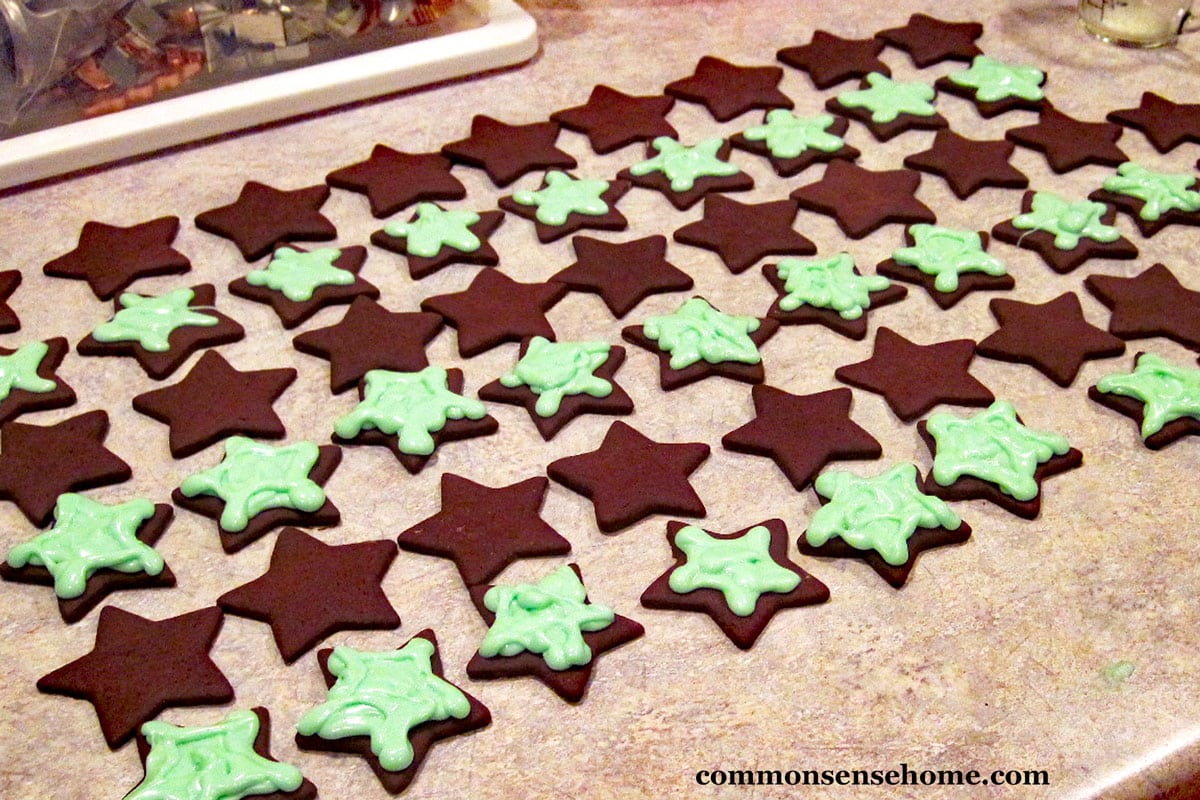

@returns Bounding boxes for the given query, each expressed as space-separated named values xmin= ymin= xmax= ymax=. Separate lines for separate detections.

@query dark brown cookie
xmin=673 ymin=196 xmax=815 ymax=275
xmin=551 ymin=85 xmax=678 ymax=154
xmin=1107 ymin=92 xmax=1200 ymax=153
xmin=1088 ymin=177 xmax=1200 ymax=238
xmin=194 ymin=182 xmax=336 ymax=262
xmin=370 ymin=207 xmax=504 ymax=281
xmin=902 ymin=130 xmax=1029 ymax=199
xmin=1005 ymin=106 xmax=1127 ymax=173
xmin=762 ymin=260 xmax=907 ymax=341
xmin=1084 ymin=263 xmax=1200 ymax=351
xmin=498 ymin=175 xmax=630 ymax=244
xmin=776 ymin=32 xmax=890 ymax=89
xmin=420 ymin=269 xmax=567 ymax=358
xmin=641 ymin=520 xmax=830 ymax=649
xmin=875 ymin=13 xmax=982 ymax=67
xmin=42 ymin=216 xmax=190 ymax=300
xmin=227 ymin=245 xmax=378 ymax=330
xmin=664 ymin=56 xmax=793 ymax=122
xmin=0 ymin=337 xmax=76 ymax=425
xmin=325 ymin=146 xmax=466 ymax=218
xmin=1087 ymin=352 xmax=1200 ymax=450
xmin=934 ymin=71 xmax=1046 ymax=119
xmin=990 ymin=191 xmax=1138 ymax=274
xmin=616 ymin=138 xmax=753 ymax=211
xmin=217 ymin=528 xmax=400 ymax=664
xmin=549 ymin=235 xmax=694 ymax=319
xmin=875 ymin=229 xmax=1014 ymax=310
xmin=791 ymin=160 xmax=936 ymax=239
xmin=825 ymin=75 xmax=948 ymax=142
xmin=441 ymin=115 xmax=576 ymax=187
xmin=730 ymin=113 xmax=859 ymax=178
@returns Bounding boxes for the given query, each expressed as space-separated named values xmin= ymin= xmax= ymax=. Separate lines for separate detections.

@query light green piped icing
xmin=295 ymin=639 xmax=471 ymax=772
xmin=742 ymin=111 xmax=845 ymax=159
xmin=1011 ymin=191 xmax=1120 ymax=250
xmin=0 ymin=340 xmax=57 ymax=400
xmin=383 ymin=203 xmax=481 ymax=257
xmin=893 ymin=224 xmax=1008 ymax=293
xmin=512 ymin=171 xmax=610 ymax=225
xmin=1095 ymin=353 xmax=1200 ymax=438
xmin=479 ymin=564 xmax=614 ymax=671
xmin=836 ymin=72 xmax=937 ymax=123
xmin=926 ymin=400 xmax=1071 ymax=501
xmin=806 ymin=464 xmax=960 ymax=566
xmin=245 ymin=247 xmax=355 ymax=302
xmin=333 ymin=366 xmax=487 ymax=455
xmin=499 ymin=337 xmax=612 ymax=417
xmin=775 ymin=254 xmax=890 ymax=319
xmin=6 ymin=493 xmax=163 ymax=599
xmin=642 ymin=297 xmax=761 ymax=370
xmin=628 ymin=136 xmax=741 ymax=192
xmin=178 ymin=437 xmax=326 ymax=532
xmin=91 ymin=287 xmax=219 ymax=352
xmin=668 ymin=525 xmax=800 ymax=616
xmin=1102 ymin=162 xmax=1200 ymax=221
xmin=947 ymin=55 xmax=1045 ymax=103
xmin=125 ymin=708 xmax=304 ymax=800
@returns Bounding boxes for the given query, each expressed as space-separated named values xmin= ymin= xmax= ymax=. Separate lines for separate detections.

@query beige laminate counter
xmin=1 ymin=1 xmax=1199 ymax=798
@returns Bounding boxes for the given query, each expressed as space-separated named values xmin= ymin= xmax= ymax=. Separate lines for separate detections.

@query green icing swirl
xmin=837 ymin=72 xmax=937 ymax=123
xmin=668 ymin=525 xmax=800 ymax=616
xmin=642 ymin=297 xmax=761 ymax=370
xmin=0 ymin=340 xmax=57 ymax=400
xmin=947 ymin=55 xmax=1045 ymax=103
xmin=245 ymin=247 xmax=355 ymax=302
xmin=125 ymin=708 xmax=304 ymax=800
xmin=91 ymin=287 xmax=220 ymax=352
xmin=1096 ymin=353 xmax=1200 ymax=438
xmin=480 ymin=565 xmax=614 ymax=671
xmin=628 ymin=136 xmax=741 ymax=192
xmin=6 ymin=493 xmax=163 ymax=599
xmin=742 ymin=111 xmax=845 ymax=159
xmin=295 ymin=639 xmax=471 ymax=772
xmin=178 ymin=437 xmax=326 ymax=532
xmin=334 ymin=366 xmax=488 ymax=454
xmin=498 ymin=337 xmax=612 ymax=417
xmin=1012 ymin=191 xmax=1120 ymax=250
xmin=512 ymin=171 xmax=610 ymax=226
xmin=806 ymin=464 xmax=960 ymax=566
xmin=383 ymin=203 xmax=481 ymax=257
xmin=893 ymin=224 xmax=1007 ymax=293
xmin=1102 ymin=162 xmax=1200 ymax=222
xmin=775 ymin=254 xmax=890 ymax=319
xmin=926 ymin=400 xmax=1071 ymax=501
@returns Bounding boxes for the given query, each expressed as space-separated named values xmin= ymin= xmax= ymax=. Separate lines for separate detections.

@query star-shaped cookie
xmin=132 ymin=350 xmax=297 ymax=458
xmin=397 ymin=474 xmax=571 ymax=586
xmin=37 ymin=605 xmax=233 ymax=748
xmin=991 ymin=191 xmax=1138 ymax=274
xmin=0 ymin=410 xmax=130 ymax=526
xmin=0 ymin=338 xmax=77 ymax=425
xmin=875 ymin=13 xmax=982 ymax=67
xmin=371 ymin=206 xmax=504 ymax=280
xmin=1107 ymin=92 xmax=1200 ymax=153
xmin=547 ymin=421 xmax=710 ymax=533
xmin=722 ymin=386 xmax=881 ymax=490
xmin=194 ymin=182 xmax=337 ymax=262
xmin=673 ymin=196 xmax=815 ymax=274
xmin=217 ymin=528 xmax=400 ymax=663
xmin=976 ymin=292 xmax=1126 ymax=386
xmin=835 ymin=327 xmax=994 ymax=422
xmin=1089 ymin=352 xmax=1200 ymax=449
xmin=762 ymin=255 xmax=907 ymax=341
xmin=293 ymin=297 xmax=443 ymax=394
xmin=616 ymin=137 xmax=753 ymax=211
xmin=498 ymin=173 xmax=631 ymax=243
xmin=665 ymin=56 xmax=793 ymax=122
xmin=420 ymin=269 xmax=567 ymax=358
xmin=42 ymin=216 xmax=191 ymax=300
xmin=1005 ymin=106 xmax=1127 ymax=173
xmin=730 ymin=112 xmax=860 ymax=178
xmin=441 ymin=116 xmax=576 ymax=187
xmin=875 ymin=226 xmax=1013 ymax=310
xmin=903 ymin=130 xmax=1029 ymax=199
xmin=549 ymin=235 xmax=694 ymax=319
xmin=790 ymin=160 xmax=936 ymax=239
xmin=1085 ymin=263 xmax=1200 ymax=351
xmin=641 ymin=520 xmax=829 ymax=649
xmin=776 ymin=31 xmax=890 ymax=89
xmin=325 ymin=146 xmax=466 ymax=218
xmin=551 ymin=85 xmax=678 ymax=154
xmin=227 ymin=245 xmax=378 ymax=330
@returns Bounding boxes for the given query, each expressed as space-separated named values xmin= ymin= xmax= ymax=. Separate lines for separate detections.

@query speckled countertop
xmin=1 ymin=1 xmax=1199 ymax=798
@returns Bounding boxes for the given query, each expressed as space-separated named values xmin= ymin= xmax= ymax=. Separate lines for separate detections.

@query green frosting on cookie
xmin=125 ymin=708 xmax=304 ymax=800
xmin=742 ymin=110 xmax=845 ymax=159
xmin=926 ymin=400 xmax=1071 ymax=501
xmin=91 ymin=287 xmax=219 ymax=353
xmin=893 ymin=224 xmax=1007 ymax=293
xmin=1102 ymin=162 xmax=1200 ymax=222
xmin=837 ymin=72 xmax=937 ymax=123
xmin=643 ymin=297 xmax=761 ymax=370
xmin=947 ymin=55 xmax=1045 ymax=103
xmin=806 ymin=464 xmax=960 ymax=566
xmin=333 ymin=366 xmax=488 ymax=455
xmin=295 ymin=639 xmax=471 ymax=772
xmin=0 ymin=340 xmax=57 ymax=400
xmin=383 ymin=203 xmax=481 ymax=257
xmin=499 ymin=337 xmax=612 ymax=417
xmin=628 ymin=136 xmax=741 ymax=192
xmin=245 ymin=247 xmax=355 ymax=302
xmin=511 ymin=171 xmax=610 ymax=226
xmin=6 ymin=493 xmax=163 ymax=599
xmin=668 ymin=525 xmax=800 ymax=616
xmin=1011 ymin=191 xmax=1120 ymax=250
xmin=775 ymin=254 xmax=890 ymax=319
xmin=480 ymin=565 xmax=615 ymax=671
xmin=1096 ymin=353 xmax=1200 ymax=438
xmin=178 ymin=437 xmax=326 ymax=532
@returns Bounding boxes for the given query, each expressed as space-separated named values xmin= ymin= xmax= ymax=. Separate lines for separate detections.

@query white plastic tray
xmin=0 ymin=0 xmax=538 ymax=190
